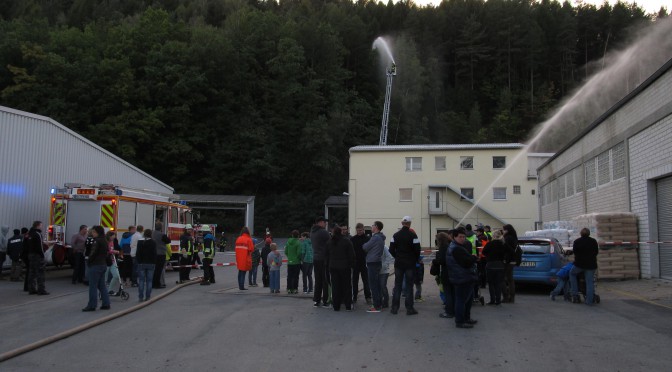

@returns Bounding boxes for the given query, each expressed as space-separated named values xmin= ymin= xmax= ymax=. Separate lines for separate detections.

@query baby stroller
xmin=564 ymin=271 xmax=600 ymax=304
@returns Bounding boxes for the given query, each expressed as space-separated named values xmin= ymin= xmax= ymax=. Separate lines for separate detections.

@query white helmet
xmin=185 ymin=224 xmax=193 ymax=229
xmin=201 ymin=224 xmax=210 ymax=231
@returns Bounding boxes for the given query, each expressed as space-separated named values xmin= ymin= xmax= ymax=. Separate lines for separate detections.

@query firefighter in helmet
xmin=178 ymin=224 xmax=194 ymax=284
xmin=201 ymin=225 xmax=216 ymax=285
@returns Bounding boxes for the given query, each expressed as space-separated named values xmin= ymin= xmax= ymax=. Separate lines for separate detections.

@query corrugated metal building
xmin=0 ymin=105 xmax=173 ymax=231
xmin=537 ymin=57 xmax=672 ymax=279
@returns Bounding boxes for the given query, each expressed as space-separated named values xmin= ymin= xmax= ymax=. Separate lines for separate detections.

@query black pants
xmin=313 ymin=260 xmax=329 ymax=304
xmin=392 ymin=266 xmax=415 ymax=311
xmin=121 ymin=255 xmax=134 ymax=282
xmin=330 ymin=268 xmax=352 ymax=310
xmin=179 ymin=256 xmax=192 ymax=281
xmin=202 ymin=258 xmax=215 ymax=283
xmin=487 ymin=268 xmax=505 ymax=304
xmin=262 ymin=264 xmax=270 ymax=287
xmin=71 ymin=252 xmax=86 ymax=283
xmin=287 ymin=264 xmax=300 ymax=291
xmin=352 ymin=261 xmax=371 ymax=301
xmin=153 ymin=255 xmax=166 ymax=287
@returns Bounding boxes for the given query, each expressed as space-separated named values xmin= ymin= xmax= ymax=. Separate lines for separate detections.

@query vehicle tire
xmin=121 ymin=291 xmax=129 ymax=301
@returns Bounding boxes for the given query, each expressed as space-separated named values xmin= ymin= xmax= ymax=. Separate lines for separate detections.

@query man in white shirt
xmin=130 ymin=225 xmax=144 ymax=286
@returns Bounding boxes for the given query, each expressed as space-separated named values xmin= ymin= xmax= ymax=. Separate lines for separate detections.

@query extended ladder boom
xmin=379 ymin=63 xmax=396 ymax=146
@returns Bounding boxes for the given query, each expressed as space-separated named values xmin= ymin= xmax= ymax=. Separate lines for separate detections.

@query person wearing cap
xmin=178 ymin=225 xmax=194 ymax=283
xmin=389 ymin=216 xmax=421 ymax=315
xmin=311 ymin=217 xmax=331 ymax=308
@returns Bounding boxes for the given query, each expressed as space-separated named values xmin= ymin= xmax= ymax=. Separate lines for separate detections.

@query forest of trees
xmin=0 ymin=0 xmax=668 ymax=232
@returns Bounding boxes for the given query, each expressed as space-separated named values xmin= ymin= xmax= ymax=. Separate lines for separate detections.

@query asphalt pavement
xmin=2 ymin=255 xmax=672 ymax=371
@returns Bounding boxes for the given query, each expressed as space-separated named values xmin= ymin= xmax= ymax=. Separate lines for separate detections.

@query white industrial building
xmin=537 ymin=58 xmax=672 ymax=279
xmin=348 ymin=144 xmax=552 ymax=247
xmin=0 ymin=105 xmax=174 ymax=231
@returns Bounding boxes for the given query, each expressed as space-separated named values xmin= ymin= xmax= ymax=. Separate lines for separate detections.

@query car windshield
xmin=519 ymin=241 xmax=552 ymax=254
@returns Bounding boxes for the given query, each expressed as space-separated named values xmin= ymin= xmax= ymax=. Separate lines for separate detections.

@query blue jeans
xmin=238 ymin=270 xmax=247 ymax=289
xmin=551 ymin=276 xmax=570 ymax=296
xmin=454 ymin=282 xmax=474 ymax=325
xmin=137 ymin=263 xmax=155 ymax=300
xmin=392 ymin=266 xmax=415 ymax=310
xmin=270 ymin=270 xmax=280 ymax=291
xmin=570 ymin=266 xmax=595 ymax=304
xmin=367 ymin=262 xmax=382 ymax=309
xmin=87 ymin=264 xmax=110 ymax=309
xmin=379 ymin=273 xmax=390 ymax=307
xmin=249 ymin=264 xmax=258 ymax=285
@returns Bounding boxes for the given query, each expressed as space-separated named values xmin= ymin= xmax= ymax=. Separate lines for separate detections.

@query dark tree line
xmin=0 ymin=0 xmax=667 ymax=233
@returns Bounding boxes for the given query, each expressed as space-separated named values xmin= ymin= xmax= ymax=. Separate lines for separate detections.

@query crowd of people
xmin=1 ymin=216 xmax=599 ymax=319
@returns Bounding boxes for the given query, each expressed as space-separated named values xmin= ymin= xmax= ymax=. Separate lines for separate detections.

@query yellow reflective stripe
xmin=101 ymin=204 xmax=114 ymax=228
xmin=54 ymin=203 xmax=66 ymax=226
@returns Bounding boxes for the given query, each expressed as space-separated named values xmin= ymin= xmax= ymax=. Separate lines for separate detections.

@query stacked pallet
xmin=572 ymin=212 xmax=640 ymax=280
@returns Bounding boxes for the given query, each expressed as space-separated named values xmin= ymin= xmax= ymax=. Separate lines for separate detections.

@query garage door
xmin=657 ymin=176 xmax=672 ymax=279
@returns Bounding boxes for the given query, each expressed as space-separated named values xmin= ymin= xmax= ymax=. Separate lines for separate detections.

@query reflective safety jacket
xmin=180 ymin=233 xmax=194 ymax=258
xmin=202 ymin=233 xmax=215 ymax=259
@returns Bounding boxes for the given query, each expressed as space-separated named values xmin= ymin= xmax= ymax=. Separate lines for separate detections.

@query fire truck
xmin=48 ymin=183 xmax=192 ymax=265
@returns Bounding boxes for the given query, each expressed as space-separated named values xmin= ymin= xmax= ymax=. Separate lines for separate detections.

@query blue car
xmin=513 ymin=238 xmax=569 ymax=286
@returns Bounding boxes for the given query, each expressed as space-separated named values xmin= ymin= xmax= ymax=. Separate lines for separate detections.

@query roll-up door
xmin=137 ymin=203 xmax=155 ymax=230
xmin=656 ymin=176 xmax=672 ymax=279
xmin=65 ymin=201 xmax=100 ymax=245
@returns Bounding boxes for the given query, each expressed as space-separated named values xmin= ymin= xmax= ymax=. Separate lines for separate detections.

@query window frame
xmin=493 ymin=187 xmax=507 ymax=200
xmin=405 ymin=157 xmax=422 ymax=172
xmin=460 ymin=156 xmax=474 ymax=170
xmin=460 ymin=187 xmax=474 ymax=201
xmin=435 ymin=156 xmax=447 ymax=171
xmin=399 ymin=188 xmax=413 ymax=202
xmin=492 ymin=156 xmax=506 ymax=170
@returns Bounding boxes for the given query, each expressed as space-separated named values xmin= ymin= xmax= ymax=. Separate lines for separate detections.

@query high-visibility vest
xmin=203 ymin=239 xmax=215 ymax=259
xmin=485 ymin=231 xmax=493 ymax=240
xmin=466 ymin=234 xmax=477 ymax=255
xmin=181 ymin=238 xmax=193 ymax=257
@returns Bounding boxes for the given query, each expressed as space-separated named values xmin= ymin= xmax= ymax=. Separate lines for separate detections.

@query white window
xmin=460 ymin=156 xmax=474 ymax=170
xmin=460 ymin=188 xmax=474 ymax=201
xmin=513 ymin=185 xmax=521 ymax=194
xmin=566 ymin=171 xmax=575 ymax=197
xmin=435 ymin=156 xmax=446 ymax=171
xmin=399 ymin=188 xmax=413 ymax=201
xmin=575 ymin=166 xmax=584 ymax=192
xmin=597 ymin=151 xmax=610 ymax=186
xmin=585 ymin=158 xmax=597 ymax=189
xmin=493 ymin=187 xmax=507 ymax=200
xmin=612 ymin=142 xmax=626 ymax=180
xmin=493 ymin=156 xmax=506 ymax=169
xmin=405 ymin=157 xmax=422 ymax=171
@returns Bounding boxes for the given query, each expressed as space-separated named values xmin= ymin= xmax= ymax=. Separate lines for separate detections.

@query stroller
xmin=564 ymin=271 xmax=600 ymax=304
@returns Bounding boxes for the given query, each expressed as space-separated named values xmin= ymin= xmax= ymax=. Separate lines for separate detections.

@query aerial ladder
xmin=379 ymin=63 xmax=396 ymax=146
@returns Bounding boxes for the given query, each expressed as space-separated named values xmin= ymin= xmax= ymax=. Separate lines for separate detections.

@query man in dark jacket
xmin=350 ymin=223 xmax=371 ymax=305
xmin=447 ymin=228 xmax=478 ymax=328
xmin=26 ymin=221 xmax=49 ymax=295
xmin=7 ymin=229 xmax=24 ymax=281
xmin=261 ymin=238 xmax=272 ymax=287
xmin=570 ymin=228 xmax=599 ymax=305
xmin=311 ymin=217 xmax=332 ymax=307
xmin=389 ymin=216 xmax=421 ymax=315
